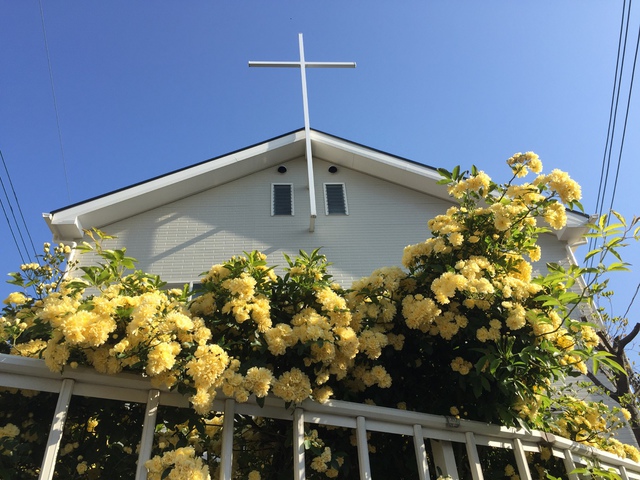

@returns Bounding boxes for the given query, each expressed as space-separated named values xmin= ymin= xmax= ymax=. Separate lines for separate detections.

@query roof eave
xmin=554 ymin=212 xmax=593 ymax=245
xmin=44 ymin=128 xmax=592 ymax=246
xmin=46 ymin=130 xmax=308 ymax=240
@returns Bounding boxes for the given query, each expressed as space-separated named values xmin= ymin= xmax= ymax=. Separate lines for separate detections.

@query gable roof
xmin=44 ymin=128 xmax=589 ymax=244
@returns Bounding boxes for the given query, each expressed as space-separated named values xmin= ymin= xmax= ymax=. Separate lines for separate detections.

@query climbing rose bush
xmin=341 ymin=155 xmax=594 ymax=427
xmin=1 ymin=153 xmax=637 ymax=479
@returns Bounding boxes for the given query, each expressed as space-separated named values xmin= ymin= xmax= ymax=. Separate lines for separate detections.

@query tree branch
xmin=597 ymin=329 xmax=614 ymax=353
xmin=614 ymin=322 xmax=640 ymax=352
xmin=585 ymin=370 xmax=616 ymax=401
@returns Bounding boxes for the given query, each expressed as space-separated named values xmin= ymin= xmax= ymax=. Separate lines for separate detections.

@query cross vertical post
xmin=249 ymin=33 xmax=356 ymax=232
xmin=298 ymin=34 xmax=315 ymax=231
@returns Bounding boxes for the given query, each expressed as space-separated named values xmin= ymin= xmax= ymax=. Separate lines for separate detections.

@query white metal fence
xmin=1 ymin=353 xmax=639 ymax=480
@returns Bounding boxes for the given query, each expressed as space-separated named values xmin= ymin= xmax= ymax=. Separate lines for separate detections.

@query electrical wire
xmin=597 ymin=5 xmax=640 ymax=320
xmin=588 ymin=0 xmax=640 ymax=335
xmin=607 ymin=19 xmax=640 ymax=214
xmin=587 ymin=0 xmax=634 ymax=283
xmin=593 ymin=0 xmax=631 ymax=222
xmin=0 ymin=157 xmax=33 ymax=264
xmin=38 ymin=0 xmax=71 ymax=202
xmin=623 ymin=282 xmax=640 ymax=320
xmin=0 ymin=196 xmax=27 ymax=266
xmin=0 ymin=150 xmax=38 ymax=260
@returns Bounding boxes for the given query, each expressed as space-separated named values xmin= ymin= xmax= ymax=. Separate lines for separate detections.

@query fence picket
xmin=294 ymin=408 xmax=306 ymax=480
xmin=562 ymin=450 xmax=580 ymax=480
xmin=135 ymin=389 xmax=160 ymax=480
xmin=512 ymin=438 xmax=532 ymax=480
xmin=38 ymin=378 xmax=75 ymax=480
xmin=618 ymin=465 xmax=630 ymax=480
xmin=2 ymin=355 xmax=640 ymax=480
xmin=413 ymin=424 xmax=430 ymax=480
xmin=356 ymin=416 xmax=372 ymax=480
xmin=464 ymin=432 xmax=484 ymax=480
xmin=219 ymin=398 xmax=235 ymax=480
xmin=430 ymin=439 xmax=459 ymax=479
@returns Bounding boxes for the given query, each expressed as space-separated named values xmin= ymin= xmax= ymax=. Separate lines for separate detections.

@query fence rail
xmin=1 ymin=353 xmax=639 ymax=480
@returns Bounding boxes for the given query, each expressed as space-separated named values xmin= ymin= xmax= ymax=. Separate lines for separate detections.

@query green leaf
xmin=571 ymin=199 xmax=584 ymax=212
xmin=489 ymin=359 xmax=501 ymax=375
xmin=584 ymin=248 xmax=602 ymax=261
xmin=121 ymin=258 xmax=137 ymax=269
xmin=6 ymin=272 xmax=24 ymax=287
xmin=603 ymin=223 xmax=625 ymax=233
xmin=437 ymin=167 xmax=452 ymax=179
xmin=612 ymin=209 xmax=626 ymax=226
xmin=598 ymin=214 xmax=607 ymax=230
xmin=77 ymin=302 xmax=95 ymax=312
xmin=75 ymin=241 xmax=94 ymax=252
xmin=594 ymin=352 xmax=627 ymax=376
xmin=606 ymin=262 xmax=630 ymax=272
xmin=480 ymin=375 xmax=491 ymax=392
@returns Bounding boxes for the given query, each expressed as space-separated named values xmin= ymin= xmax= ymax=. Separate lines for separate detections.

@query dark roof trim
xmin=50 ymin=128 xmax=441 ymax=214
xmin=50 ymin=128 xmax=305 ymax=214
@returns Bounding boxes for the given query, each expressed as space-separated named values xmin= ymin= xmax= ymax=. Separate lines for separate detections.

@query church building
xmin=43 ymin=127 xmax=590 ymax=290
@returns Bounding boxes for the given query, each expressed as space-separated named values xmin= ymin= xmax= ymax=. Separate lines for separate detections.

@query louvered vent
xmin=272 ymin=184 xmax=293 ymax=215
xmin=324 ymin=183 xmax=348 ymax=215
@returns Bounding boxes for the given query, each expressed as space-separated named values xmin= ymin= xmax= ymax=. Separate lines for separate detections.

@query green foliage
xmin=570 ymin=464 xmax=623 ymax=480
xmin=1 ymin=155 xmax=639 ymax=478
xmin=5 ymin=242 xmax=73 ymax=299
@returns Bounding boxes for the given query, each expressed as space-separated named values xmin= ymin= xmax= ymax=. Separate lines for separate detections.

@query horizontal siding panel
xmin=75 ymin=157 xmax=572 ymax=288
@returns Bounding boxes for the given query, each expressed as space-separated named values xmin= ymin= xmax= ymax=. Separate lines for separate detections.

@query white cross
xmin=249 ymin=33 xmax=356 ymax=232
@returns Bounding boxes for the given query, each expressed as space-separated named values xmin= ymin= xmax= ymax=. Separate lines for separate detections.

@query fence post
xmin=356 ymin=416 xmax=371 ymax=480
xmin=413 ymin=424 xmax=430 ymax=480
xmin=219 ymin=398 xmax=235 ymax=480
xmin=38 ymin=378 xmax=75 ymax=480
xmin=619 ymin=465 xmax=630 ymax=480
xmin=430 ymin=439 xmax=459 ymax=479
xmin=464 ymin=432 xmax=484 ymax=480
xmin=135 ymin=389 xmax=160 ymax=480
xmin=562 ymin=450 xmax=580 ymax=480
xmin=512 ymin=438 xmax=532 ymax=480
xmin=293 ymin=408 xmax=306 ymax=480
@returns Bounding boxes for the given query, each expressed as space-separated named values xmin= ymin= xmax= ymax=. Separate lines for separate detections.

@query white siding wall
xmin=74 ymin=157 xmax=447 ymax=287
xmin=73 ymin=157 xmax=574 ymax=288
xmin=535 ymin=233 xmax=574 ymax=275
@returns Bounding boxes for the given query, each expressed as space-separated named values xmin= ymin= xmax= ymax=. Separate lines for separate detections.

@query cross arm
xmin=249 ymin=61 xmax=356 ymax=68
xmin=306 ymin=62 xmax=356 ymax=68
xmin=249 ymin=61 xmax=301 ymax=68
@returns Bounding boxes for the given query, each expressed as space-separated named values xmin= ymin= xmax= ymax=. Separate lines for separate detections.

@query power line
xmin=594 ymin=0 xmax=634 ymax=221
xmin=0 ymin=196 xmax=27 ymax=266
xmin=587 ymin=0 xmax=633 ymax=281
xmin=0 ymin=155 xmax=34 ymax=265
xmin=607 ymin=17 xmax=640 ymax=213
xmin=0 ymin=150 xmax=37 ymax=260
xmin=587 ymin=0 xmax=637 ymax=287
xmin=589 ymin=0 xmax=640 ymax=334
xmin=611 ymin=22 xmax=640 ymax=329
xmin=38 ymin=0 xmax=71 ymax=203
xmin=623 ymin=282 xmax=640 ymax=320
xmin=593 ymin=0 xmax=631 ymax=221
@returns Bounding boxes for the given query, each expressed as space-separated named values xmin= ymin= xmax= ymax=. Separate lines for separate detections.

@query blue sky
xmin=1 ymin=2 xmax=639 ymax=341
